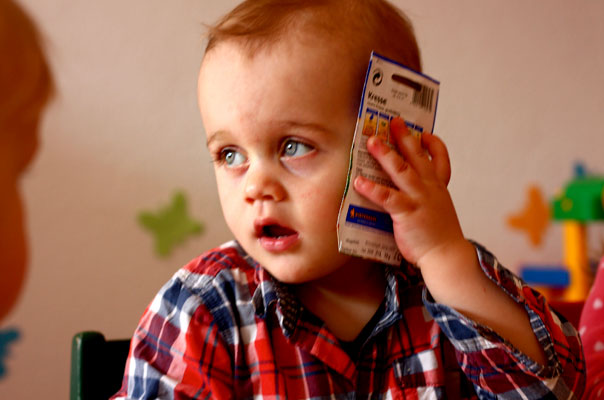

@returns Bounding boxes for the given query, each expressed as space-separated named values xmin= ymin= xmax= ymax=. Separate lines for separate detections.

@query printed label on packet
xmin=337 ymin=52 xmax=440 ymax=265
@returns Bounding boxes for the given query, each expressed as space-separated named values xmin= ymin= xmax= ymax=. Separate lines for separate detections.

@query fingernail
xmin=354 ymin=175 xmax=369 ymax=189
xmin=390 ymin=117 xmax=410 ymax=137
xmin=391 ymin=117 xmax=405 ymax=125
xmin=368 ymin=135 xmax=384 ymax=148
xmin=390 ymin=117 xmax=405 ymax=130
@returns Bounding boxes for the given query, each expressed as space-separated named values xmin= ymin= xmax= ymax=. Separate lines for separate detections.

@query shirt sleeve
xmin=110 ymin=271 xmax=235 ymax=400
xmin=579 ymin=257 xmax=604 ymax=399
xmin=423 ymin=241 xmax=586 ymax=399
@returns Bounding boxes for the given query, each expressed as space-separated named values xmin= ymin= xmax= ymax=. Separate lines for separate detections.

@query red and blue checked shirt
xmin=112 ymin=241 xmax=585 ymax=399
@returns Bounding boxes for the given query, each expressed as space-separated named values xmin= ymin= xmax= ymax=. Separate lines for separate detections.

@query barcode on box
xmin=412 ymin=85 xmax=434 ymax=111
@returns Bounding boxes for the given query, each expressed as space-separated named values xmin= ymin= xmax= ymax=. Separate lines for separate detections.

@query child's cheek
xmin=215 ymin=168 xmax=244 ymax=187
xmin=215 ymin=171 xmax=243 ymax=205
xmin=283 ymin=157 xmax=317 ymax=177
xmin=297 ymin=179 xmax=346 ymax=219
xmin=285 ymin=152 xmax=346 ymax=180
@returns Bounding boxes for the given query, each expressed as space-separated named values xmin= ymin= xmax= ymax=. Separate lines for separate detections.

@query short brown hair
xmin=204 ymin=0 xmax=422 ymax=73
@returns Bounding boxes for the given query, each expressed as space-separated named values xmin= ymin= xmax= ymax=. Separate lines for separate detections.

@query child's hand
xmin=354 ymin=118 xmax=549 ymax=365
xmin=353 ymin=117 xmax=467 ymax=270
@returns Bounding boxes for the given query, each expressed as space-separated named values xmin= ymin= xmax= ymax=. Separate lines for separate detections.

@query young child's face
xmin=198 ymin=36 xmax=367 ymax=283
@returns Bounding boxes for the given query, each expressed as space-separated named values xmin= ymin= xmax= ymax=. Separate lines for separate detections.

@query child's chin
xmin=265 ymin=267 xmax=310 ymax=284
xmin=260 ymin=262 xmax=318 ymax=284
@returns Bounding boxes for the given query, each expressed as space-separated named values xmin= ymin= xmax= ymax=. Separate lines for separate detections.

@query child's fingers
xmin=389 ymin=118 xmax=434 ymax=179
xmin=421 ymin=133 xmax=451 ymax=185
xmin=353 ymin=175 xmax=414 ymax=215
xmin=366 ymin=135 xmax=423 ymax=197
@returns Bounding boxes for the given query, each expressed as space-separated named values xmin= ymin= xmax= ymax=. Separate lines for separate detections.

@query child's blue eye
xmin=221 ymin=149 xmax=246 ymax=167
xmin=282 ymin=140 xmax=314 ymax=158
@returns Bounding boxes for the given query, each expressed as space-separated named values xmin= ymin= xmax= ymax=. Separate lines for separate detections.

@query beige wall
xmin=2 ymin=0 xmax=603 ymax=398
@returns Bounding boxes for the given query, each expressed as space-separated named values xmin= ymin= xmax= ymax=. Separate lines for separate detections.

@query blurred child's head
xmin=0 ymin=0 xmax=54 ymax=322
xmin=0 ymin=0 xmax=54 ymax=174
xmin=198 ymin=0 xmax=420 ymax=283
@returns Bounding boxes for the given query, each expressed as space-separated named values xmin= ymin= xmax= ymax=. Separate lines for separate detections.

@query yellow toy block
xmin=562 ymin=221 xmax=591 ymax=301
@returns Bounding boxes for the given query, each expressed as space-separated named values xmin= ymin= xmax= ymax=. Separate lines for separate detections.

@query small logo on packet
xmin=372 ymin=68 xmax=383 ymax=86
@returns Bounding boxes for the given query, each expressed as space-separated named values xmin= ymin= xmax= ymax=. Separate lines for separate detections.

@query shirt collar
xmin=250 ymin=257 xmax=423 ymax=339
xmin=252 ymin=267 xmax=301 ymax=336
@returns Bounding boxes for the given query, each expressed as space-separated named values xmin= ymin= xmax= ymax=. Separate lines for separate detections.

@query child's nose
xmin=244 ymin=164 xmax=286 ymax=203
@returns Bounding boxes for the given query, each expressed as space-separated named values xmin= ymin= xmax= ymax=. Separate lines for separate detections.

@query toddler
xmin=113 ymin=0 xmax=584 ymax=398
xmin=0 ymin=0 xmax=54 ymax=324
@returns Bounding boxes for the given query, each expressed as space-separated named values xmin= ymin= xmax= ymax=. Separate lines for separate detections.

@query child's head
xmin=0 ymin=0 xmax=54 ymax=322
xmin=0 ymin=0 xmax=54 ymax=174
xmin=198 ymin=0 xmax=420 ymax=283
xmin=204 ymin=0 xmax=421 ymax=110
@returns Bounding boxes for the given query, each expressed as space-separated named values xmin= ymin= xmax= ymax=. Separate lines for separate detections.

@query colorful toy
xmin=521 ymin=265 xmax=570 ymax=287
xmin=551 ymin=176 xmax=604 ymax=301
xmin=552 ymin=177 xmax=604 ymax=221
xmin=508 ymin=166 xmax=604 ymax=301
xmin=520 ymin=265 xmax=569 ymax=300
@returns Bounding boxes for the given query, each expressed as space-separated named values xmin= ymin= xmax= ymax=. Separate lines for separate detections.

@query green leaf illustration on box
xmin=138 ymin=192 xmax=203 ymax=256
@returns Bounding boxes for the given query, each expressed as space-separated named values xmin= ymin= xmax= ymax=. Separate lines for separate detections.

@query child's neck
xmin=294 ymin=258 xmax=386 ymax=342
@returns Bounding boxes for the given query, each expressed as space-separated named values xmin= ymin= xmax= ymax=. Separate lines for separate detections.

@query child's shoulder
xmin=140 ymin=241 xmax=260 ymax=348
xmin=181 ymin=240 xmax=254 ymax=274
xmin=170 ymin=240 xmax=259 ymax=298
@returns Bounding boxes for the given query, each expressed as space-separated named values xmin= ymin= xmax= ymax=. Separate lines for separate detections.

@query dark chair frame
xmin=70 ymin=331 xmax=130 ymax=400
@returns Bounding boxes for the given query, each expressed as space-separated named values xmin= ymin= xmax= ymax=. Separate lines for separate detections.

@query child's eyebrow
xmin=206 ymin=130 xmax=229 ymax=148
xmin=277 ymin=120 xmax=329 ymax=134
xmin=277 ymin=120 xmax=333 ymax=138
xmin=205 ymin=121 xmax=332 ymax=148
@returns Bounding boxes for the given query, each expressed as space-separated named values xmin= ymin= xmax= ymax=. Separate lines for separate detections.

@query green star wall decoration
xmin=138 ymin=191 xmax=203 ymax=257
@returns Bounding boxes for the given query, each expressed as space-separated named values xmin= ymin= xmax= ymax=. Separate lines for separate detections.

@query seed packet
xmin=337 ymin=52 xmax=440 ymax=265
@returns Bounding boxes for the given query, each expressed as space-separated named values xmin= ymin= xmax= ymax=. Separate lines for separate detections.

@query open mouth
xmin=261 ymin=224 xmax=297 ymax=238
xmin=255 ymin=220 xmax=300 ymax=251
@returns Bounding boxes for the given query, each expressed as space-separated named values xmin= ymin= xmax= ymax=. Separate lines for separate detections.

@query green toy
xmin=552 ymin=177 xmax=604 ymax=221
xmin=551 ymin=174 xmax=604 ymax=300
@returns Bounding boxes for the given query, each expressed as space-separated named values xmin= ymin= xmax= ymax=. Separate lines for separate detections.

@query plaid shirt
xmin=112 ymin=241 xmax=585 ymax=399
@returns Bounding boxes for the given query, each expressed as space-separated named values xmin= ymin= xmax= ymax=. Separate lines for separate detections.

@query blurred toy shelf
xmin=508 ymin=165 xmax=604 ymax=302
